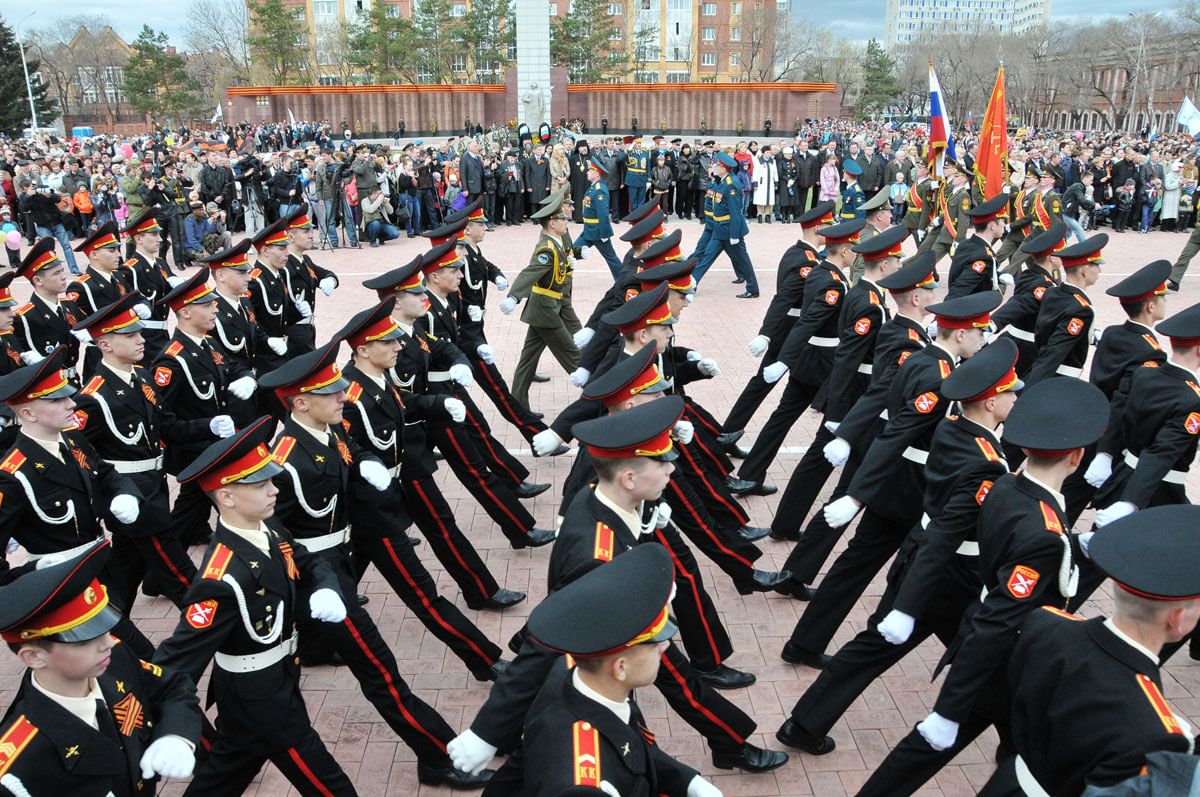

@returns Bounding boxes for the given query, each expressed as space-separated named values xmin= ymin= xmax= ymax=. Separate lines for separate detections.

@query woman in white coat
xmin=753 ymin=145 xmax=779 ymax=223
xmin=1162 ymin=161 xmax=1183 ymax=231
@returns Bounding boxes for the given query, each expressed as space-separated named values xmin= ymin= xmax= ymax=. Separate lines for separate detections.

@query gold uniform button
xmin=294 ymin=656 xmax=302 ymax=665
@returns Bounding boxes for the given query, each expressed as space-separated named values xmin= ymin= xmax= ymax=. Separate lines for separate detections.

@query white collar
xmin=427 ymin=291 xmax=449 ymax=309
xmin=572 ymin=668 xmax=631 ymax=724
xmin=222 ymin=520 xmax=272 ymax=554
xmin=291 ymin=414 xmax=330 ymax=446
xmin=593 ymin=485 xmax=644 ymax=540
xmin=182 ymin=330 xmax=208 ymax=348
xmin=1021 ymin=470 xmax=1066 ymax=511
xmin=1103 ymin=617 xmax=1160 ymax=665
xmin=30 ymin=673 xmax=104 ymax=730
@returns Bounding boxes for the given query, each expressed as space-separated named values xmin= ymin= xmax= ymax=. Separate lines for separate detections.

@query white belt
xmin=1123 ymin=450 xmax=1187 ymax=485
xmin=26 ymin=538 xmax=102 ymax=562
xmin=140 ymin=320 xmax=168 ymax=330
xmin=109 ymin=454 xmax=164 ymax=474
xmin=857 ymin=363 xmax=873 ymax=375
xmin=1055 ymin=363 xmax=1083 ymax=378
xmin=293 ymin=525 xmax=350 ymax=552
xmin=1014 ymin=755 xmax=1051 ymax=797
xmin=1007 ymin=326 xmax=1035 ymax=342
xmin=428 ymin=371 xmax=452 ymax=382
xmin=809 ymin=336 xmax=838 ymax=348
xmin=294 ymin=317 xmax=313 ymax=325
xmin=215 ymin=633 xmax=299 ymax=674
xmin=878 ymin=409 xmax=889 ymax=421
xmin=388 ymin=463 xmax=402 ymax=479
xmin=901 ymin=446 xmax=928 ymax=464
xmin=787 ymin=307 xmax=803 ymax=317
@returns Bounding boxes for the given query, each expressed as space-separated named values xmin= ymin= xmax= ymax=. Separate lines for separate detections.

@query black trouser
xmin=779 ymin=463 xmax=860 ymax=583
xmin=483 ymin=192 xmax=497 ymax=226
xmin=184 ymin=720 xmax=356 ymax=796
xmin=171 ymin=478 xmax=215 ymax=546
xmin=771 ymin=422 xmax=838 ymax=539
xmin=167 ymin=212 xmax=186 ymax=269
xmin=737 ymin=376 xmax=822 ymax=484
xmin=403 ymin=475 xmax=501 ymax=604
xmin=723 ymin=356 xmax=785 ymax=435
xmin=504 ymin=192 xmax=521 ymax=225
xmin=684 ymin=398 xmax=735 ymax=475
xmin=469 ymin=355 xmax=547 ymax=444
xmin=664 ymin=473 xmax=760 ymax=589
xmin=651 ymin=524 xmax=734 ymax=671
xmin=455 ymin=387 xmax=530 ymax=487
xmin=109 ymin=471 xmax=196 ymax=608
xmin=676 ymin=434 xmax=748 ymax=528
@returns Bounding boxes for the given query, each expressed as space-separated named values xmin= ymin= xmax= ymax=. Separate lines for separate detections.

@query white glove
xmin=319 ymin=276 xmax=337 ymax=296
xmin=359 ymin=459 xmax=391 ymax=491
xmin=730 ymin=238 xmax=741 ymax=245
xmin=1077 ymin=530 xmax=1095 ymax=559
xmin=499 ymin=296 xmax=518 ymax=315
xmin=449 ymin=363 xmax=474 ymax=386
xmin=467 ymin=304 xmax=484 ymax=322
xmin=599 ymin=782 xmax=621 ymax=797
xmin=476 ymin=344 xmax=495 ymax=364
xmin=1084 ymin=453 xmax=1113 ymax=488
xmin=294 ymin=298 xmax=313 ymax=318
xmin=823 ymin=437 xmax=851 ymax=467
xmin=917 ymin=712 xmax=959 ymax=752
xmin=673 ymin=420 xmax=694 ymax=445
xmin=697 ymin=357 xmax=720 ymax=377
xmin=444 ymin=397 xmax=466 ymax=423
xmin=569 ymin=367 xmax=591 ymax=387
xmin=685 ymin=292 xmax=695 ymax=305
xmin=998 ymin=273 xmax=1015 ymax=286
xmin=763 ymin=361 xmax=789 ymax=384
xmin=654 ymin=502 xmax=672 ymax=530
xmin=930 ymin=216 xmax=942 ymax=228
xmin=228 ymin=375 xmax=256 ymax=400
xmin=267 ymin=337 xmax=288 ymax=356
xmin=20 ymin=350 xmax=45 ymax=365
xmin=309 ymin=588 xmax=347 ymax=623
xmin=573 ymin=327 xmax=595 ymax=348
xmin=493 ymin=275 xmax=509 ymax=291
xmin=1095 ymin=500 xmax=1137 ymax=528
xmin=687 ymin=775 xmax=723 ymax=797
xmin=133 ymin=302 xmax=153 ymax=320
xmin=1092 ymin=327 xmax=1104 ymax=345
xmin=577 ymin=245 xmax=591 ymax=259
xmin=877 ymin=610 xmax=916 ymax=645
xmin=686 ymin=350 xmax=702 ymax=362
xmin=823 ymin=494 xmax=862 ymax=528
xmin=824 ymin=420 xmax=841 ymax=434
xmin=926 ymin=320 xmax=939 ymax=338
xmin=533 ymin=429 xmax=564 ymax=457
xmin=72 ymin=329 xmax=92 ymax=344
xmin=447 ymin=729 xmax=498 ymax=776
xmin=139 ymin=735 xmax=195 ymax=781
xmin=208 ymin=415 xmax=236 ymax=438
xmin=167 ymin=275 xmax=186 ymax=288
xmin=110 ymin=494 xmax=140 ymax=524
xmin=747 ymin=335 xmax=770 ymax=357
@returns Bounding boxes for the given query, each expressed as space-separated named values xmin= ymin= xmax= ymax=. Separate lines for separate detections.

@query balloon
xmin=5 ymin=231 xmax=21 ymax=251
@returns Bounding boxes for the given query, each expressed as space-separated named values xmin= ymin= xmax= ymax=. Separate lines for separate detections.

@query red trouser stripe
xmin=464 ymin=405 xmax=523 ymax=484
xmin=380 ymin=536 xmax=494 ymax=663
xmin=667 ymin=479 xmax=754 ymax=570
xmin=150 ymin=536 xmax=191 ymax=586
xmin=343 ymin=616 xmax=447 ymax=753
xmin=653 ymin=527 xmax=724 ymax=666
xmin=287 ymin=747 xmax=336 ymax=797
xmin=659 ymin=652 xmax=745 ymax=744
xmin=679 ymin=441 xmax=747 ymax=526
xmin=686 ymin=401 xmax=721 ymax=434
xmin=442 ymin=428 xmax=527 ymax=531
xmin=688 ymin=415 xmax=734 ymax=477
xmin=408 ymin=479 xmax=491 ymax=598
xmin=480 ymin=361 xmax=539 ymax=435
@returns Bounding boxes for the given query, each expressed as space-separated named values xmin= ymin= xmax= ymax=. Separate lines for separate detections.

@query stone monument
xmin=514 ymin=0 xmax=552 ymax=127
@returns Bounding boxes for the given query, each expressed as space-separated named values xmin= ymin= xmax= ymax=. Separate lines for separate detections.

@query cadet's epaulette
xmin=1143 ymin=334 xmax=1162 ymax=351
xmin=123 ymin=258 xmax=138 ymax=268
xmin=1039 ymin=605 xmax=1083 ymax=621
xmin=1135 ymin=673 xmax=1187 ymax=736
xmin=272 ymin=435 xmax=297 ymax=465
xmin=593 ymin=522 xmax=615 ymax=562
xmin=1039 ymin=500 xmax=1063 ymax=535
xmin=73 ymin=273 xmax=91 ymax=283
xmin=15 ymin=303 xmax=33 ymax=317
xmin=830 ymin=271 xmax=844 ymax=283
xmin=571 ymin=720 xmax=602 ymax=787
xmin=201 ymin=543 xmax=234 ymax=580
xmin=868 ymin=292 xmax=880 ymax=305
xmin=164 ymin=341 xmax=185 ymax=358
xmin=938 ymin=360 xmax=952 ymax=379
xmin=58 ymin=291 xmax=79 ymax=303
xmin=248 ymin=268 xmax=262 ymax=280
xmin=81 ymin=375 xmax=105 ymax=396
xmin=1073 ymin=294 xmax=1091 ymax=308
xmin=974 ymin=437 xmax=1002 ymax=463
xmin=0 ymin=450 xmax=26 ymax=475
xmin=908 ymin=327 xmax=922 ymax=342
xmin=346 ymin=382 xmax=363 ymax=403
xmin=0 ymin=715 xmax=39 ymax=777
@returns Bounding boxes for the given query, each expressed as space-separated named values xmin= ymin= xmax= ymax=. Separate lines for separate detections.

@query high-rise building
xmin=885 ymin=0 xmax=1051 ymax=45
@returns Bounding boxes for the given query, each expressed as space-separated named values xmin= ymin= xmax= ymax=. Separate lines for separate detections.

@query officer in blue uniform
xmin=624 ymin=138 xmax=649 ymax=212
xmin=574 ymin=160 xmax=623 ymax=279
xmin=841 ymin=159 xmax=866 ymax=220
xmin=694 ymin=152 xmax=760 ymax=298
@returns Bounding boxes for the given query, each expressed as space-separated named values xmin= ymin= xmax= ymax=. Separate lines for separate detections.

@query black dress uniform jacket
xmin=14 ymin=293 xmax=82 ymax=372
xmin=1026 ymin=283 xmax=1094 ymax=386
xmin=946 ymin=235 xmax=997 ymax=298
xmin=818 ymin=277 xmax=889 ymax=422
xmin=389 ymin=327 xmax=459 ymax=479
xmin=211 ymin=292 xmax=260 ymax=377
xmin=991 ymin=263 xmax=1056 ymax=376
xmin=67 ymin=267 xmax=132 ymax=319
xmin=122 ymin=252 xmax=174 ymax=357
xmin=459 ymin=244 xmax=504 ymax=348
xmin=835 ymin=316 xmax=929 ymax=450
xmin=247 ymin=264 xmax=293 ymax=372
xmin=0 ymin=641 xmax=201 ymax=797
xmin=757 ymin=251 xmax=812 ymax=364
xmin=775 ymin=260 xmax=847 ymax=386
xmin=151 ymin=333 xmax=231 ymax=474
xmin=284 ymin=253 xmax=336 ymax=355
xmin=1089 ymin=320 xmax=1166 ymax=399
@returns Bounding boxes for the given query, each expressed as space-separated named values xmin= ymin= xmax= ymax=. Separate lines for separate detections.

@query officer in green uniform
xmin=902 ymin=161 xmax=935 ymax=246
xmin=996 ymin=169 xmax=1039 ymax=276
xmin=850 ymin=188 xmax=892 ymax=284
xmin=918 ymin=159 xmax=972 ymax=266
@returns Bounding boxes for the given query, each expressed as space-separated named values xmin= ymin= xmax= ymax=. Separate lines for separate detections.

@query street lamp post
xmin=15 ymin=13 xmax=39 ymax=131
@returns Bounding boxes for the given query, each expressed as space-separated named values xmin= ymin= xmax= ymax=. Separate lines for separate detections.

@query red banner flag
xmin=975 ymin=67 xmax=1008 ymax=200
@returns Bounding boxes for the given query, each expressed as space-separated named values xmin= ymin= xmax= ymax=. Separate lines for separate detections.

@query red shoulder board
xmin=346 ymin=382 xmax=363 ymax=403
xmin=1033 ymin=285 xmax=1047 ymax=300
xmin=593 ymin=522 xmax=615 ymax=563
xmin=0 ymin=450 xmax=26 ymax=474
xmin=1189 ymin=381 xmax=1200 ymax=399
xmin=81 ymin=375 xmax=105 ymax=396
xmin=59 ymin=292 xmax=80 ymax=302
xmin=74 ymin=273 xmax=91 ymax=283
xmin=868 ymin=292 xmax=880 ymax=306
xmin=272 ymin=436 xmax=297 ymax=465
xmin=202 ymin=544 xmax=234 ymax=580
xmin=1040 ymin=605 xmax=1084 ymax=621
xmin=0 ymin=715 xmax=39 ymax=777
xmin=1136 ymin=673 xmax=1187 ymax=735
xmin=938 ymin=360 xmax=952 ymax=379
xmin=1143 ymin=334 xmax=1162 ymax=352
xmin=1039 ymin=500 xmax=1063 ymax=535
xmin=908 ymin=327 xmax=922 ymax=342
xmin=974 ymin=437 xmax=1002 ymax=463
xmin=572 ymin=720 xmax=602 ymax=786
xmin=248 ymin=268 xmax=262 ymax=279
xmin=164 ymin=341 xmax=185 ymax=357
xmin=123 ymin=258 xmax=138 ymax=268
xmin=1074 ymin=294 xmax=1090 ymax=308
xmin=15 ymin=303 xmax=33 ymax=317
xmin=804 ymin=249 xmax=818 ymax=263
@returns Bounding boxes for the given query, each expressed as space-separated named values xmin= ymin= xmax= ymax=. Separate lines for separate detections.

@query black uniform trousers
xmin=664 ymin=472 xmax=760 ymax=588
xmin=468 ymin=353 xmax=547 ymax=444
xmin=172 ymin=479 xmax=216 ymax=546
xmin=184 ymin=725 xmax=356 ymax=796
xmin=676 ymin=436 xmax=750 ymax=529
xmin=110 ymin=470 xmax=197 ymax=609
xmin=651 ymin=522 xmax=734 ymax=671
xmin=684 ymin=398 xmax=735 ymax=475
xmin=403 ymin=475 xmax=502 ymax=605
xmin=458 ymin=389 xmax=530 ymax=487
xmin=738 ymin=378 xmax=822 ymax=485
xmin=771 ymin=423 xmax=839 ymax=540
xmin=786 ymin=508 xmax=918 ymax=657
xmin=723 ymin=360 xmax=784 ymax=435
xmin=779 ymin=455 xmax=864 ymax=581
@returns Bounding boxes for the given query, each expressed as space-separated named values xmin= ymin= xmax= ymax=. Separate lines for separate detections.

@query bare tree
xmin=183 ymin=0 xmax=250 ymax=84
xmin=737 ymin=0 xmax=780 ymax=81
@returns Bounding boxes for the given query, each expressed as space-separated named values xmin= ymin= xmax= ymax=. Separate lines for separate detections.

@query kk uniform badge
xmin=1007 ymin=565 xmax=1040 ymax=599
xmin=913 ymin=392 xmax=939 ymax=414
xmin=1033 ymin=286 xmax=1047 ymax=300
xmin=1186 ymin=412 xmax=1200 ymax=435
xmin=854 ymin=317 xmax=872 ymax=336
xmin=72 ymin=410 xmax=88 ymax=430
xmin=185 ymin=599 xmax=218 ymax=629
xmin=971 ymin=260 xmax=987 ymax=274
xmin=154 ymin=366 xmax=172 ymax=387
xmin=1067 ymin=317 xmax=1084 ymax=336
xmin=824 ymin=289 xmax=839 ymax=306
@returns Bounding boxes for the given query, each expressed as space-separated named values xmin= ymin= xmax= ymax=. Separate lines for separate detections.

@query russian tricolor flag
xmin=928 ymin=64 xmax=956 ymax=177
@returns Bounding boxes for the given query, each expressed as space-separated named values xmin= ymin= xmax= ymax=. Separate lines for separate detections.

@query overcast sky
xmin=4 ymin=0 xmax=1179 ymax=48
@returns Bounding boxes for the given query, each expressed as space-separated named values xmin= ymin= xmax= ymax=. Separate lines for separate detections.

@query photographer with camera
xmin=314 ymin=150 xmax=359 ymax=248
xmin=20 ymin=185 xmax=81 ymax=275
xmin=161 ymin=160 xmax=194 ymax=269
xmin=137 ymin=170 xmax=174 ymax=262
xmin=235 ymin=154 xmax=268 ymax=237
xmin=198 ymin=150 xmax=235 ymax=221
xmin=268 ymin=153 xmax=303 ymax=222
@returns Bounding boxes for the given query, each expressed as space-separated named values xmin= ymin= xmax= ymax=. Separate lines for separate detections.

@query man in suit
xmin=460 ymin=139 xmax=486 ymax=226
xmin=522 ymin=144 xmax=552 ymax=219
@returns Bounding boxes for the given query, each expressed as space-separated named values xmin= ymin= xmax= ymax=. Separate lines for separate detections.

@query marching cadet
xmin=1024 ymin=233 xmax=1106 ymax=386
xmin=1028 ymin=163 xmax=1065 ymax=237
xmin=0 ymin=540 xmax=202 ymax=795
xmin=922 ymin=159 xmax=972 ymax=265
xmin=991 ymin=222 xmax=1066 ymax=377
xmin=0 ymin=274 xmax=24 ymax=448
xmin=776 ymin=339 xmax=1019 ymax=756
xmin=120 ymin=208 xmax=177 ymax=362
xmin=71 ymin=293 xmax=234 ymax=609
xmin=848 ymin=188 xmax=892 ymax=284
xmin=693 ymin=152 xmax=760 ymax=298
xmin=14 ymin=238 xmax=83 ymax=374
xmin=201 ymin=239 xmax=262 ymax=426
xmin=724 ymin=201 xmax=834 ymax=445
xmin=995 ymin=169 xmax=1039 ymax=275
xmin=776 ymin=292 xmax=998 ymax=669
xmin=153 ymin=418 xmax=359 ymax=795
xmin=839 ymin=159 xmax=866 ymax=220
xmin=283 ymin=205 xmax=338 ymax=355
xmin=500 ymin=191 xmax=580 ymax=408
xmin=153 ymin=269 xmax=242 ymax=548
xmin=574 ymin=158 xmax=623 ymax=278
xmin=901 ymin=161 xmax=934 ymax=246
xmin=256 ymin=342 xmax=494 ymax=789
xmin=978 ymin=506 xmax=1199 ymax=796
xmin=248 ymin=218 xmax=307 ymax=376
xmin=858 ymin=377 xmax=1108 ymax=797
xmin=770 ymin=252 xmax=939 ymax=547
xmin=0 ymin=346 xmax=151 ymax=656
xmin=69 ymin=222 xmax=145 ymax=379
xmin=519 ymin=545 xmax=722 ymax=797
xmin=734 ymin=219 xmax=867 ymax=496
xmin=946 ymin=193 xmax=1011 ymax=297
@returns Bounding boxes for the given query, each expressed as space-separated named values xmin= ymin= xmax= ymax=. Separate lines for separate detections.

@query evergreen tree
xmin=858 ymin=38 xmax=902 ymax=119
xmin=0 ymin=16 xmax=58 ymax=136
xmin=247 ymin=0 xmax=307 ymax=84
xmin=122 ymin=25 xmax=202 ymax=124
xmin=413 ymin=0 xmax=465 ymax=84
xmin=461 ymin=0 xmax=514 ymax=84
xmin=551 ymin=0 xmax=625 ymax=83
xmin=347 ymin=3 xmax=418 ymax=84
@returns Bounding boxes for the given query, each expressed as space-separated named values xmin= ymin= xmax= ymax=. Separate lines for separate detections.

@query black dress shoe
xmin=768 ymin=527 xmax=799 ymax=542
xmin=737 ymin=525 xmax=771 ymax=542
xmin=774 ymin=578 xmax=814 ymax=600
xmin=417 ymin=762 xmax=495 ymax=789
xmin=513 ymin=528 xmax=556 ymax=549
xmin=301 ymin=651 xmax=346 ymax=667
xmin=736 ymin=569 xmax=793 ymax=595
xmin=531 ymin=373 xmax=551 ymax=383
xmin=725 ymin=475 xmax=756 ymax=493
xmin=467 ymin=588 xmax=527 ymax=610
xmin=732 ymin=277 xmax=746 ymax=284
xmin=728 ymin=478 xmax=778 ymax=496
xmin=515 ymin=481 xmax=551 ymax=499
xmin=776 ymin=719 xmax=837 ymax=755
xmin=1169 ymin=279 xmax=1181 ymax=292
xmin=711 ymin=743 xmax=788 ymax=773
xmin=736 ymin=291 xmax=761 ymax=299
xmin=725 ymin=445 xmax=750 ymax=459
xmin=781 ymin=641 xmax=830 ymax=668
xmin=716 ymin=429 xmax=744 ymax=446
xmin=356 ymin=593 xmax=370 ymax=606
xmin=694 ymin=663 xmax=757 ymax=690
xmin=530 ymin=411 xmax=545 ymax=419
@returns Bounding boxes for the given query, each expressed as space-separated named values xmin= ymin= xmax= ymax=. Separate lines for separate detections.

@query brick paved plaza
xmin=4 ymin=218 xmax=1198 ymax=796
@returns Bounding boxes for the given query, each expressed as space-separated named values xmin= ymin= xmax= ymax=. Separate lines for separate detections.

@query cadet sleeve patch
xmin=0 ymin=450 xmax=26 ymax=474
xmin=0 ymin=715 xmax=39 ymax=777
xmin=594 ymin=523 xmax=615 ymax=563
xmin=272 ymin=436 xmax=297 ymax=465
xmin=164 ymin=341 xmax=185 ymax=357
xmin=1066 ymin=318 xmax=1084 ymax=336
xmin=1186 ymin=412 xmax=1200 ymax=435
xmin=975 ymin=437 xmax=1003 ymax=463
xmin=1136 ymin=673 xmax=1187 ymax=736
xmin=81 ymin=375 xmax=105 ymax=396
xmin=185 ymin=599 xmax=218 ymax=630
xmin=345 ymin=382 xmax=363 ymax=403
xmin=201 ymin=544 xmax=234 ymax=580
xmin=824 ymin=289 xmax=840 ymax=305
xmin=1006 ymin=565 xmax=1040 ymax=599
xmin=1039 ymin=605 xmax=1084 ymax=621
xmin=625 ymin=288 xmax=639 ymax=302
xmin=913 ymin=391 xmax=939 ymax=414
xmin=572 ymin=720 xmax=602 ymax=787
xmin=537 ymin=252 xmax=551 ymax=266
xmin=898 ymin=351 xmax=912 ymax=366
xmin=153 ymin=366 xmax=172 ymax=387
xmin=971 ymin=260 xmax=987 ymax=274
xmin=71 ymin=410 xmax=88 ymax=430
xmin=799 ymin=266 xmax=812 ymax=278
xmin=1143 ymin=334 xmax=1163 ymax=351
xmin=1033 ymin=286 xmax=1047 ymax=300
xmin=1039 ymin=500 xmax=1063 ymax=535
xmin=854 ymin=318 xmax=872 ymax=336
xmin=975 ymin=480 xmax=994 ymax=505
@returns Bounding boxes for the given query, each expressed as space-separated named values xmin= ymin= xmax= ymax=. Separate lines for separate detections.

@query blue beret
xmin=843 ymin=159 xmax=863 ymax=176
xmin=715 ymin=152 xmax=738 ymax=170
